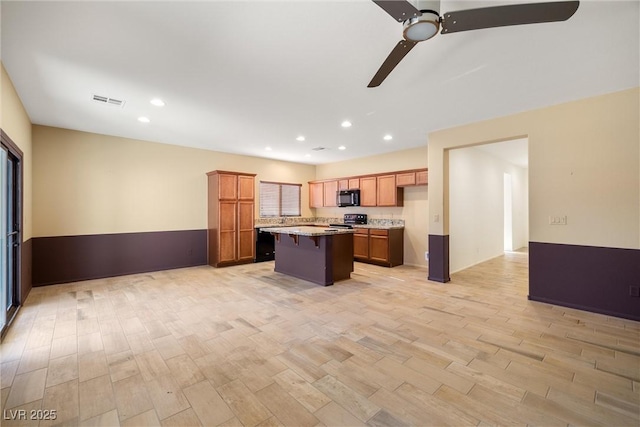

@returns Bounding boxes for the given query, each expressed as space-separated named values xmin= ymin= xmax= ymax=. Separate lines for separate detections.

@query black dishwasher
xmin=255 ymin=228 xmax=275 ymax=262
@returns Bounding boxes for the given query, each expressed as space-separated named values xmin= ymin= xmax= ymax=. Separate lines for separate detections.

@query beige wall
xmin=33 ymin=126 xmax=316 ymax=237
xmin=1 ymin=63 xmax=33 ymax=241
xmin=315 ymin=146 xmax=429 ymax=267
xmin=429 ymin=87 xmax=640 ymax=251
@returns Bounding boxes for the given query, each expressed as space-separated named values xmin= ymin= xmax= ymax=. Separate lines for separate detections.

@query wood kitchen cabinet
xmin=207 ymin=170 xmax=256 ymax=267
xmin=396 ymin=172 xmax=416 ymax=186
xmin=309 ymin=182 xmax=324 ymax=208
xmin=396 ymin=169 xmax=428 ymax=187
xmin=416 ymin=170 xmax=428 ymax=185
xmin=377 ymin=174 xmax=403 ymax=207
xmin=359 ymin=177 xmax=377 ymax=206
xmin=308 ymin=168 xmax=425 ymax=208
xmin=323 ymin=180 xmax=338 ymax=207
xmin=353 ymin=227 xmax=404 ymax=267
xmin=353 ymin=229 xmax=369 ymax=260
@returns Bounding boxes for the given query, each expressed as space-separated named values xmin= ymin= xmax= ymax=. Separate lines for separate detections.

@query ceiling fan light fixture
xmin=403 ymin=11 xmax=440 ymax=42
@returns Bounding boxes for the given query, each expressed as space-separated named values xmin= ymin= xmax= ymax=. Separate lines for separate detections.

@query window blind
xmin=259 ymin=181 xmax=301 ymax=217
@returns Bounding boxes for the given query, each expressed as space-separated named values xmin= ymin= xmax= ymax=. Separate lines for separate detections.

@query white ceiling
xmin=1 ymin=1 xmax=638 ymax=165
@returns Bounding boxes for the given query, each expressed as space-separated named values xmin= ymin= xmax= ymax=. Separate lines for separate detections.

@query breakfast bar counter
xmin=261 ymin=226 xmax=355 ymax=286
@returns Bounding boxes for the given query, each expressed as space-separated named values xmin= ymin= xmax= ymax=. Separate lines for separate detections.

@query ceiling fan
xmin=368 ymin=0 xmax=579 ymax=87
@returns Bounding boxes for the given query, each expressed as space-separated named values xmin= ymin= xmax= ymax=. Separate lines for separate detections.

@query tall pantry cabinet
xmin=207 ymin=170 xmax=256 ymax=267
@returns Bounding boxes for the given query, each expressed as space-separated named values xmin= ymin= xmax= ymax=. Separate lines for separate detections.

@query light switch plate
xmin=549 ymin=215 xmax=567 ymax=225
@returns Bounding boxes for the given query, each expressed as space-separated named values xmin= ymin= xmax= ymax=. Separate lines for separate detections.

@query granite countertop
xmin=350 ymin=224 xmax=404 ymax=230
xmin=259 ymin=226 xmax=355 ymax=236
xmin=255 ymin=222 xmax=404 ymax=230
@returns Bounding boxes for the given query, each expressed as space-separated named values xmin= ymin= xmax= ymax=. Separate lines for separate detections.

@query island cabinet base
xmin=274 ymin=232 xmax=354 ymax=286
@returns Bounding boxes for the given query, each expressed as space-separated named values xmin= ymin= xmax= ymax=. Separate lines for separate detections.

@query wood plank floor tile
xmin=4 ymin=368 xmax=48 ymax=409
xmin=77 ymin=408 xmax=120 ymax=427
xmin=183 ymin=380 xmax=234 ymax=426
xmin=159 ymin=408 xmax=202 ymax=427
xmin=546 ymin=386 xmax=638 ymax=426
xmin=121 ymin=409 xmax=161 ymax=427
xmin=112 ymin=374 xmax=154 ymax=422
xmin=272 ymin=369 xmax=331 ymax=413
xmin=314 ymin=401 xmax=365 ymax=427
xmin=217 ymin=379 xmax=272 ymax=426
xmin=255 ymin=382 xmax=319 ymax=427
xmin=368 ymin=386 xmax=451 ymax=426
xmin=41 ymin=378 xmax=79 ymax=427
xmin=164 ymin=354 xmax=206 ymax=390
xmin=78 ymin=374 xmax=116 ymax=421
xmin=134 ymin=350 xmax=170 ymax=382
xmin=45 ymin=353 xmax=78 ymax=388
xmin=16 ymin=345 xmax=50 ymax=375
xmin=146 ymin=375 xmax=191 ymax=421
xmin=313 ymin=375 xmax=379 ymax=422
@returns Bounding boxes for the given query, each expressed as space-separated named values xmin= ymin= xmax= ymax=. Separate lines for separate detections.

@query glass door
xmin=0 ymin=138 xmax=21 ymax=338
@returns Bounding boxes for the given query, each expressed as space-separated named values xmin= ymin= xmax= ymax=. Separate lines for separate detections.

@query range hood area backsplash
xmin=255 ymin=217 xmax=405 ymax=227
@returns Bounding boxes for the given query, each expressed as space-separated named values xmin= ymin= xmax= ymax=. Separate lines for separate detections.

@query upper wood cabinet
xmin=308 ymin=168 xmax=425 ymax=208
xmin=323 ymin=181 xmax=338 ymax=207
xmin=309 ymin=182 xmax=324 ymax=208
xmin=416 ymin=170 xmax=428 ymax=185
xmin=377 ymin=175 xmax=403 ymax=207
xmin=396 ymin=172 xmax=416 ymax=187
xmin=359 ymin=177 xmax=377 ymax=206
xmin=397 ymin=170 xmax=428 ymax=187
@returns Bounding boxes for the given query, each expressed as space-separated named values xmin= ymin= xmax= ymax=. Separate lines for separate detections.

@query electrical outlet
xmin=630 ymin=286 xmax=640 ymax=297
xmin=425 ymin=251 xmax=429 ymax=261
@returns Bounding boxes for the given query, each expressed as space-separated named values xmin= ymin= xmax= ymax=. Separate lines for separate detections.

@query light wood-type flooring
xmin=1 ymin=252 xmax=639 ymax=426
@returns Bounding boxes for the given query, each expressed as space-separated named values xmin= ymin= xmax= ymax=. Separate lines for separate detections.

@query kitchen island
xmin=261 ymin=226 xmax=355 ymax=286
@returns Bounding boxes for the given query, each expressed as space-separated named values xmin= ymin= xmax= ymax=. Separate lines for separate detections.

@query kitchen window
xmin=259 ymin=181 xmax=301 ymax=217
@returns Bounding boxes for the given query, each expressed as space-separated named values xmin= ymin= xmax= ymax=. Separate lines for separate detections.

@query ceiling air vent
xmin=92 ymin=94 xmax=125 ymax=108
xmin=312 ymin=147 xmax=326 ymax=151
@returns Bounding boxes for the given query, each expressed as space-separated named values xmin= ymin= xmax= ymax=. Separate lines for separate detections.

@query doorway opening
xmin=0 ymin=130 xmax=23 ymax=339
xmin=448 ymin=137 xmax=528 ymax=274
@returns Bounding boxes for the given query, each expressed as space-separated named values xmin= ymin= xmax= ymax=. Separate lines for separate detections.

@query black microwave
xmin=337 ymin=189 xmax=360 ymax=207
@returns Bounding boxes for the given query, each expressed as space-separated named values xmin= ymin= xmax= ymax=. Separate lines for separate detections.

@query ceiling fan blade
xmin=441 ymin=1 xmax=579 ymax=34
xmin=368 ymin=40 xmax=418 ymax=87
xmin=372 ymin=0 xmax=421 ymax=22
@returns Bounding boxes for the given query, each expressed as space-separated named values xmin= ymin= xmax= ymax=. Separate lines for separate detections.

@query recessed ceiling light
xmin=305 ymin=154 xmax=311 ymax=158
xmin=296 ymin=136 xmax=305 ymax=142
xmin=383 ymin=134 xmax=393 ymax=141
xmin=150 ymin=98 xmax=165 ymax=107
xmin=138 ymin=116 xmax=150 ymax=123
xmin=338 ymin=145 xmax=346 ymax=150
xmin=265 ymin=147 xmax=272 ymax=151
xmin=341 ymin=120 xmax=352 ymax=128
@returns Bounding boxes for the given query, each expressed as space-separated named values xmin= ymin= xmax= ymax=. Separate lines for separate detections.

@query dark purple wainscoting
xmin=529 ymin=242 xmax=640 ymax=321
xmin=21 ymin=239 xmax=32 ymax=304
xmin=32 ymin=230 xmax=207 ymax=286
xmin=428 ymin=234 xmax=450 ymax=283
